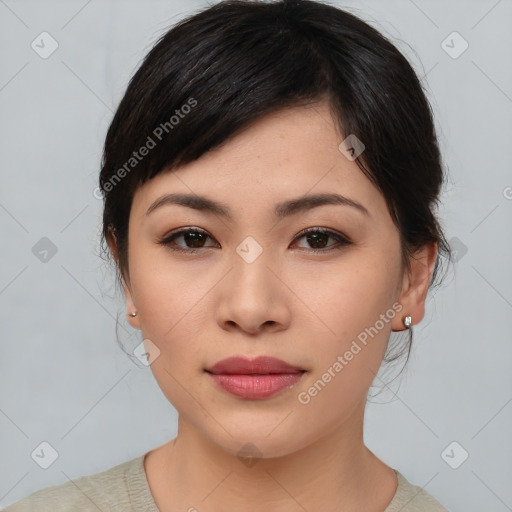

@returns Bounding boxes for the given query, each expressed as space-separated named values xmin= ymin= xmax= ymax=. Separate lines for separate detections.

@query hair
xmin=98 ymin=0 xmax=452 ymax=367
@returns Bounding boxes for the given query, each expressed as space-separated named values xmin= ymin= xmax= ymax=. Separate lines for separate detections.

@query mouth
xmin=205 ymin=356 xmax=306 ymax=399
xmin=205 ymin=355 xmax=306 ymax=375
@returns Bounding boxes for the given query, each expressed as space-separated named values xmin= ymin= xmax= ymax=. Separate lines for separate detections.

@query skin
xmin=109 ymin=101 xmax=437 ymax=511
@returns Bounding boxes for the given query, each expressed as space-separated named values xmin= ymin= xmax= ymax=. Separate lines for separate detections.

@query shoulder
xmin=385 ymin=470 xmax=450 ymax=512
xmin=1 ymin=453 xmax=154 ymax=512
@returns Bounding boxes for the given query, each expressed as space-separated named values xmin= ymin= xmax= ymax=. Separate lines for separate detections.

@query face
xmin=118 ymin=102 xmax=433 ymax=459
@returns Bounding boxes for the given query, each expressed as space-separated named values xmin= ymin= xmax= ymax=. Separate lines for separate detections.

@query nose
xmin=215 ymin=248 xmax=292 ymax=336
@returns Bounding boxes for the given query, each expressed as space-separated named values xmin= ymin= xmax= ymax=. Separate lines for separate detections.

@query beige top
xmin=2 ymin=453 xmax=450 ymax=511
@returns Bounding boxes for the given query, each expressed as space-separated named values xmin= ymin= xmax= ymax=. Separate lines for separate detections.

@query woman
xmin=4 ymin=0 xmax=452 ymax=510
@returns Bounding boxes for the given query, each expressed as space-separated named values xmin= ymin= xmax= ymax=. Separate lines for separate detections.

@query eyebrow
xmin=145 ymin=192 xmax=370 ymax=219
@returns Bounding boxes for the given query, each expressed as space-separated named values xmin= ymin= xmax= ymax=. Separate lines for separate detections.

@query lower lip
xmin=207 ymin=372 xmax=304 ymax=399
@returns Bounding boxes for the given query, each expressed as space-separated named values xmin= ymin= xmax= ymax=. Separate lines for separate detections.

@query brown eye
xmin=158 ymin=226 xmax=352 ymax=255
xmin=293 ymin=228 xmax=352 ymax=252
xmin=159 ymin=228 xmax=218 ymax=253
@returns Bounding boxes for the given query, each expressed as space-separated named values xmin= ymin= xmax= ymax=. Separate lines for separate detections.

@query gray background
xmin=1 ymin=0 xmax=511 ymax=510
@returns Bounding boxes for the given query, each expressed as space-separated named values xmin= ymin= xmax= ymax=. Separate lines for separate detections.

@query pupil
xmin=186 ymin=232 xmax=205 ymax=248
xmin=308 ymin=233 xmax=327 ymax=248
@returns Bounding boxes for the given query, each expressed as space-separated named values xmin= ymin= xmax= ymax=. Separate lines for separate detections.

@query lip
xmin=206 ymin=356 xmax=304 ymax=375
xmin=205 ymin=356 xmax=306 ymax=400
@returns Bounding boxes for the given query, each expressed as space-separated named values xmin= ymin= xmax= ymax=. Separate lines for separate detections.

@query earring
xmin=128 ymin=311 xmax=137 ymax=317
xmin=403 ymin=315 xmax=412 ymax=329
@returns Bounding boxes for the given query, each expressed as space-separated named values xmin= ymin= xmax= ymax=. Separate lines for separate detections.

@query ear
xmin=392 ymin=242 xmax=438 ymax=331
xmin=106 ymin=229 xmax=141 ymax=330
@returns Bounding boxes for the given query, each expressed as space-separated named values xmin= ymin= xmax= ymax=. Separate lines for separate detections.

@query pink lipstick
xmin=205 ymin=356 xmax=305 ymax=399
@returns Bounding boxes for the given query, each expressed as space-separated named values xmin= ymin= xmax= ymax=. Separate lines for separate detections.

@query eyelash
xmin=157 ymin=227 xmax=352 ymax=254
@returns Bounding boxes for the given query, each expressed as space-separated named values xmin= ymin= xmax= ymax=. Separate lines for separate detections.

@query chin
xmin=199 ymin=420 xmax=314 ymax=462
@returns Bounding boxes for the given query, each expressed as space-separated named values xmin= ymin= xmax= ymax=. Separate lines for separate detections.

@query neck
xmin=144 ymin=402 xmax=397 ymax=511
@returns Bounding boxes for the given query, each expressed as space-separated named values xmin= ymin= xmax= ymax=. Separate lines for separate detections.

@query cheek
xmin=293 ymin=246 xmax=402 ymax=340
xmin=293 ymin=266 xmax=398 ymax=427
xmin=292 ymin=245 xmax=402 ymax=402
xmin=128 ymin=254 xmax=212 ymax=409
xmin=129 ymin=240 xmax=210 ymax=339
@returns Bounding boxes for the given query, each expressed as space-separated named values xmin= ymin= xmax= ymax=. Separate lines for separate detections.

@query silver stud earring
xmin=128 ymin=312 xmax=137 ymax=317
xmin=403 ymin=315 xmax=412 ymax=329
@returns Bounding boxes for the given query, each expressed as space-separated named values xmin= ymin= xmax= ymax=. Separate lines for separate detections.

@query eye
xmin=158 ymin=226 xmax=352 ymax=254
xmin=158 ymin=227 xmax=218 ymax=254
xmin=292 ymin=227 xmax=352 ymax=253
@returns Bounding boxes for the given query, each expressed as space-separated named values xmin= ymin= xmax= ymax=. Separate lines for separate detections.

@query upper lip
xmin=205 ymin=356 xmax=305 ymax=375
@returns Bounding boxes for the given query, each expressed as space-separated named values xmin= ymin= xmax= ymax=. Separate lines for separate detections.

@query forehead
xmin=130 ymin=102 xmax=388 ymax=223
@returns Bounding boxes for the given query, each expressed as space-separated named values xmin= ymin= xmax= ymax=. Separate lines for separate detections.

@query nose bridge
xmin=215 ymin=233 xmax=291 ymax=333
xmin=235 ymin=234 xmax=267 ymax=266
xmin=231 ymin=234 xmax=276 ymax=301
